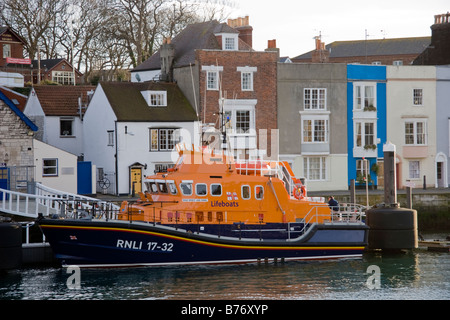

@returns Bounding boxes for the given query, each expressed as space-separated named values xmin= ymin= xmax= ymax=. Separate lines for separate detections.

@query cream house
xmin=386 ymin=66 xmax=437 ymax=189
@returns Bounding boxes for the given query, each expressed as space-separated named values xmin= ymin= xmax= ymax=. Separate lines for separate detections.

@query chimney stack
xmin=160 ymin=37 xmax=175 ymax=82
xmin=311 ymin=36 xmax=329 ymax=63
xmin=227 ymin=16 xmax=253 ymax=47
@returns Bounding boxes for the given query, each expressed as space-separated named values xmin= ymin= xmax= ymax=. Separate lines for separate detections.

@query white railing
xmin=296 ymin=202 xmax=366 ymax=235
xmin=0 ymin=184 xmax=121 ymax=244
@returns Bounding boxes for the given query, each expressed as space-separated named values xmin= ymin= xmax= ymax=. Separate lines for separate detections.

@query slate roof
xmin=31 ymin=58 xmax=83 ymax=75
xmin=0 ymin=89 xmax=37 ymax=131
xmin=293 ymin=37 xmax=431 ymax=60
xmin=133 ymin=20 xmax=252 ymax=72
xmin=100 ymin=81 xmax=198 ymax=122
xmin=33 ymin=85 xmax=96 ymax=116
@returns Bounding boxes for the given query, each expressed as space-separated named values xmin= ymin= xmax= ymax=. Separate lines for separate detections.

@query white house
xmin=83 ymin=81 xmax=201 ymax=195
xmin=23 ymin=85 xmax=96 ymax=158
xmin=386 ymin=65 xmax=437 ymax=189
xmin=33 ymin=139 xmax=78 ymax=194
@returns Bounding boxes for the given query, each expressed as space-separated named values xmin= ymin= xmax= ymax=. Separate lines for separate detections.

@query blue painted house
xmin=347 ymin=65 xmax=387 ymax=188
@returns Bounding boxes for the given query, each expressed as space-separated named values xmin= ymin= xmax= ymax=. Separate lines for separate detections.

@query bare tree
xmin=0 ymin=0 xmax=65 ymax=60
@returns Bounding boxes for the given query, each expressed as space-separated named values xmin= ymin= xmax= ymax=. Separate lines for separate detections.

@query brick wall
xmin=196 ymin=50 xmax=278 ymax=152
xmin=0 ymin=100 xmax=34 ymax=167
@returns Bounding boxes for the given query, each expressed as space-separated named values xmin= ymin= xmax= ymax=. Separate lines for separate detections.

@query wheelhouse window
xmin=180 ymin=181 xmax=193 ymax=196
xmin=195 ymin=183 xmax=207 ymax=196
xmin=43 ymin=159 xmax=58 ymax=176
xmin=210 ymin=183 xmax=222 ymax=196
xmin=241 ymin=185 xmax=250 ymax=199
xmin=255 ymin=185 xmax=264 ymax=200
xmin=167 ymin=181 xmax=178 ymax=195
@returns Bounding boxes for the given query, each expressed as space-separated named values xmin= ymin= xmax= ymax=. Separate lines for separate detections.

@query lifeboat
xmin=37 ymin=143 xmax=368 ymax=268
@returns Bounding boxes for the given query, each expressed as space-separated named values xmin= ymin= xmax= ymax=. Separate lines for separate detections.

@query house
xmin=0 ymin=88 xmax=37 ymax=192
xmin=292 ymin=36 xmax=431 ymax=66
xmin=413 ymin=13 xmax=450 ymax=66
xmin=33 ymin=139 xmax=78 ymax=194
xmin=386 ymin=66 xmax=437 ymax=189
xmin=277 ymin=63 xmax=349 ymax=191
xmin=23 ymin=85 xmax=96 ymax=158
xmin=0 ymin=26 xmax=27 ymax=68
xmin=131 ymin=17 xmax=279 ymax=160
xmin=390 ymin=69 xmax=435 ymax=190
xmin=435 ymin=66 xmax=450 ymax=187
xmin=31 ymin=58 xmax=84 ymax=85
xmin=82 ymin=81 xmax=200 ymax=195
xmin=347 ymin=64 xmax=387 ymax=189
xmin=1 ymin=26 xmax=32 ymax=86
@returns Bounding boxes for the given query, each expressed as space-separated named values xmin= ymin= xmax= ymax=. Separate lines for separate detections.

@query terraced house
xmin=131 ymin=17 xmax=278 ymax=160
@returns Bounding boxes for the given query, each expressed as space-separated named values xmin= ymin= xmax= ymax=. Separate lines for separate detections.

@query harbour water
xmin=1 ymin=235 xmax=449 ymax=302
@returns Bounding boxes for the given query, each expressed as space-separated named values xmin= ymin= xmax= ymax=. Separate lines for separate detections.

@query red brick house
xmin=132 ymin=17 xmax=278 ymax=160
xmin=0 ymin=27 xmax=26 ymax=68
xmin=32 ymin=58 xmax=84 ymax=85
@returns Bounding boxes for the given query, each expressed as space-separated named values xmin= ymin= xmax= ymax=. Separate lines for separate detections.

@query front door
xmin=130 ymin=167 xmax=142 ymax=195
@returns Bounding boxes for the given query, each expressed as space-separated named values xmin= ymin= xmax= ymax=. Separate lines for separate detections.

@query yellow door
xmin=130 ymin=167 xmax=142 ymax=194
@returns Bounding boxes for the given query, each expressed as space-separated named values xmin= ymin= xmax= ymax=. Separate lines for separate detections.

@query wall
xmin=82 ymin=84 xmax=118 ymax=191
xmin=386 ymin=66 xmax=437 ymax=189
xmin=196 ymin=49 xmax=278 ymax=157
xmin=0 ymin=100 xmax=34 ymax=168
xmin=33 ymin=139 xmax=77 ymax=194
xmin=436 ymin=66 xmax=450 ymax=187
xmin=347 ymin=65 xmax=387 ymax=187
xmin=277 ymin=63 xmax=348 ymax=191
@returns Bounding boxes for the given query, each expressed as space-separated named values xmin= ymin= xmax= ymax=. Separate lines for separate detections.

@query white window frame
xmin=223 ymin=100 xmax=256 ymax=136
xmin=404 ymin=119 xmax=427 ymax=145
xmin=148 ymin=91 xmax=167 ymax=107
xmin=413 ymin=89 xmax=423 ymax=106
xmin=237 ymin=66 xmax=257 ymax=92
xmin=219 ymin=33 xmax=238 ymax=51
xmin=43 ymin=158 xmax=58 ymax=177
xmin=302 ymin=115 xmax=329 ymax=143
xmin=304 ymin=88 xmax=326 ymax=110
xmin=354 ymin=82 xmax=376 ymax=111
xmin=303 ymin=156 xmax=327 ymax=181
xmin=60 ymin=117 xmax=74 ymax=137
xmin=354 ymin=120 xmax=376 ymax=148
xmin=409 ymin=160 xmax=420 ymax=179
xmin=149 ymin=128 xmax=177 ymax=151
xmin=52 ymin=71 xmax=74 ymax=85
xmin=107 ymin=130 xmax=114 ymax=146
xmin=202 ymin=65 xmax=223 ymax=91
xmin=3 ymin=44 xmax=11 ymax=58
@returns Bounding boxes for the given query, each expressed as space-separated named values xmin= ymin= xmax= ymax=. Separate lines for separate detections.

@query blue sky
xmin=229 ymin=0 xmax=449 ymax=58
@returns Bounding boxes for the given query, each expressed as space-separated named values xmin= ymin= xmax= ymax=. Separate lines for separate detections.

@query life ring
xmin=293 ymin=184 xmax=306 ymax=200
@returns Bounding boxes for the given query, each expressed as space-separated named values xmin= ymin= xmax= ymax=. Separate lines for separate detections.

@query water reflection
xmin=1 ymin=250 xmax=449 ymax=300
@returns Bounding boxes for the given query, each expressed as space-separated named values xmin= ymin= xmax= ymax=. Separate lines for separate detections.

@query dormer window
xmin=141 ymin=90 xmax=167 ymax=107
xmin=217 ymin=33 xmax=238 ymax=51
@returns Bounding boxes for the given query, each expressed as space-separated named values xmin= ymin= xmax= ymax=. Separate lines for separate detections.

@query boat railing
xmin=296 ymin=202 xmax=366 ymax=233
